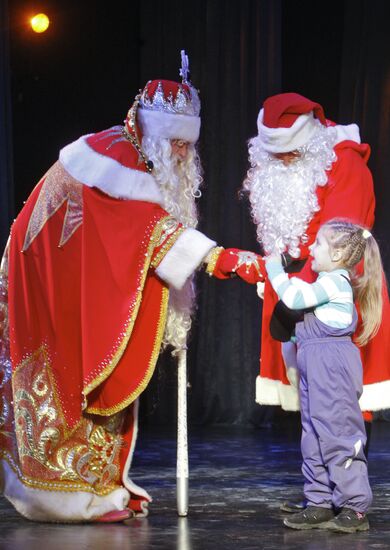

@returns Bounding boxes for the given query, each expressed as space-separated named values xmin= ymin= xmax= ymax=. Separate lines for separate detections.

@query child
xmin=265 ymin=219 xmax=384 ymax=533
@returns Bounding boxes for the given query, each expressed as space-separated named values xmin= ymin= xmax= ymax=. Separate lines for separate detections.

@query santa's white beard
xmin=142 ymin=136 xmax=202 ymax=352
xmin=243 ymin=124 xmax=337 ymax=258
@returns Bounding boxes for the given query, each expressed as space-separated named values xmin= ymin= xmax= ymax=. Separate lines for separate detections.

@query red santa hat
xmin=257 ymin=93 xmax=327 ymax=153
xmin=130 ymin=79 xmax=201 ymax=144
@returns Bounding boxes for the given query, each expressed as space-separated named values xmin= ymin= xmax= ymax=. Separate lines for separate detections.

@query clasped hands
xmin=208 ymin=247 xmax=294 ymax=285
xmin=209 ymin=247 xmax=266 ymax=284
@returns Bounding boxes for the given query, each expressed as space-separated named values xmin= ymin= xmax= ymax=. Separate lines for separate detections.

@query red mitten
xmin=206 ymin=247 xmax=265 ymax=284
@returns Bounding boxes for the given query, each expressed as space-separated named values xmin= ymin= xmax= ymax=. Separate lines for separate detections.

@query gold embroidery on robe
xmin=2 ymin=342 xmax=126 ymax=495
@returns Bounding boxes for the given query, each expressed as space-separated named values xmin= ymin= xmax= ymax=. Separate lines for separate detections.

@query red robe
xmin=256 ymin=138 xmax=390 ymax=412
xmin=0 ymin=127 xmax=215 ymax=521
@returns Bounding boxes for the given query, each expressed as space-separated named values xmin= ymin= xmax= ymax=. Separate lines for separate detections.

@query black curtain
xmin=281 ymin=0 xmax=344 ymax=121
xmin=339 ymin=0 xmax=390 ymax=276
xmin=0 ymin=0 xmax=14 ymax=250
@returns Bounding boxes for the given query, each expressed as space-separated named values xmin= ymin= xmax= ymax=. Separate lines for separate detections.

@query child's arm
xmin=265 ymin=255 xmax=332 ymax=310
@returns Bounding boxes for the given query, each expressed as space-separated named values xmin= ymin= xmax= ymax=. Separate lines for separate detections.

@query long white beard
xmin=142 ymin=136 xmax=202 ymax=353
xmin=243 ymin=123 xmax=337 ymax=258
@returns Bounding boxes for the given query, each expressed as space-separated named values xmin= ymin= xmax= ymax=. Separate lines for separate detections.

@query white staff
xmin=177 ymin=348 xmax=189 ymax=516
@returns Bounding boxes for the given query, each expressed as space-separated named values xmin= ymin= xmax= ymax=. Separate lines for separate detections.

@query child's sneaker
xmin=325 ymin=508 xmax=369 ymax=533
xmin=283 ymin=505 xmax=335 ymax=530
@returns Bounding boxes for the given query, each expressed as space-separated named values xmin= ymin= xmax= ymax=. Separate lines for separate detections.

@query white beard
xmin=243 ymin=123 xmax=337 ymax=258
xmin=142 ymin=136 xmax=202 ymax=353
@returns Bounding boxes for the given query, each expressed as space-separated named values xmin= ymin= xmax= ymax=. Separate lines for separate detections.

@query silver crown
xmin=139 ymin=51 xmax=200 ymax=116
xmin=139 ymin=81 xmax=200 ymax=117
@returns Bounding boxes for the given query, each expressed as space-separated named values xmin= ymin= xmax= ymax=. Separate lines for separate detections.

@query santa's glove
xmin=205 ymin=247 xmax=266 ymax=284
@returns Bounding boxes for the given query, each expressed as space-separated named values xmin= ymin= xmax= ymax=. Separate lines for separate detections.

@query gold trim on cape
xmin=85 ymin=285 xmax=169 ymax=415
xmin=82 ymin=215 xmax=174 ymax=399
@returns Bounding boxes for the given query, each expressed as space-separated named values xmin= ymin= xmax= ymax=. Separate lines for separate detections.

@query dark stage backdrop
xmin=338 ymin=0 xmax=390 ymax=275
xmin=1 ymin=0 xmax=389 ymax=427
xmin=0 ymin=0 xmax=14 ymax=248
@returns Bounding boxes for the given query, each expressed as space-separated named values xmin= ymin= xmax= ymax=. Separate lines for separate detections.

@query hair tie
xmin=362 ymin=229 xmax=372 ymax=239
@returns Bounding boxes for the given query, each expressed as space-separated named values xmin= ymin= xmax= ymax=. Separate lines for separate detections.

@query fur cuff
xmin=155 ymin=229 xmax=216 ymax=290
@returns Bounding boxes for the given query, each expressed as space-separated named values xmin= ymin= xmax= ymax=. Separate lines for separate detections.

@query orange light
xmin=30 ymin=13 xmax=50 ymax=33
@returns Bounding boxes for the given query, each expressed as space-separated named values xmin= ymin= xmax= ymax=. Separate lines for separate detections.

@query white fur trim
xmin=155 ymin=229 xmax=216 ymax=290
xmin=138 ymin=109 xmax=201 ymax=143
xmin=359 ymin=379 xmax=390 ymax=411
xmin=0 ymin=459 xmax=129 ymax=522
xmin=333 ymin=123 xmax=361 ymax=145
xmin=257 ymin=110 xmax=319 ymax=153
xmin=256 ymin=375 xmax=300 ymax=411
xmin=59 ymin=131 xmax=164 ymax=204
xmin=256 ymin=281 xmax=265 ymax=299
xmin=256 ymin=375 xmax=390 ymax=413
xmin=121 ymin=399 xmax=151 ymax=516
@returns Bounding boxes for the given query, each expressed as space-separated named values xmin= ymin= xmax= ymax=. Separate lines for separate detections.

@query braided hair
xmin=322 ymin=219 xmax=384 ymax=346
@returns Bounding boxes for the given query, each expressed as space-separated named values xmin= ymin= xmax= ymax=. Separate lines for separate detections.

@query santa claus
xmin=240 ymin=92 xmax=390 ymax=416
xmin=0 ymin=56 xmax=223 ymax=522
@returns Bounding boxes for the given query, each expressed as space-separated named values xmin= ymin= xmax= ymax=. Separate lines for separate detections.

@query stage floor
xmin=1 ymin=416 xmax=390 ymax=549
